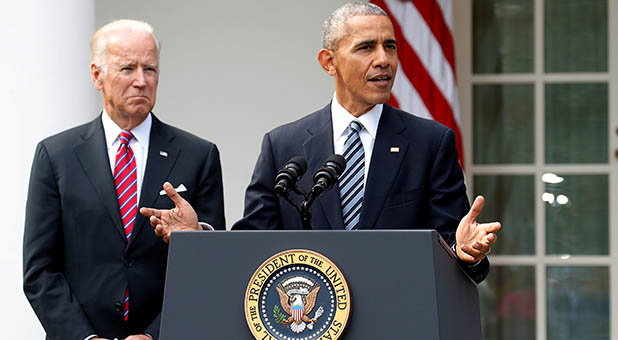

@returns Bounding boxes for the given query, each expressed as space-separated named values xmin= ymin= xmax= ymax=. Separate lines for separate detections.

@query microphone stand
xmin=299 ymin=185 xmax=325 ymax=230
xmin=275 ymin=154 xmax=345 ymax=230
xmin=300 ymin=201 xmax=313 ymax=230
xmin=277 ymin=186 xmax=314 ymax=230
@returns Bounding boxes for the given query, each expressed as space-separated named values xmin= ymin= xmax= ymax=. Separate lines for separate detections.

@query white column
xmin=0 ymin=1 xmax=96 ymax=338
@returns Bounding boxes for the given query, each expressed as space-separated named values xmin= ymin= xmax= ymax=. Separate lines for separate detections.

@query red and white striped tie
xmin=113 ymin=130 xmax=138 ymax=321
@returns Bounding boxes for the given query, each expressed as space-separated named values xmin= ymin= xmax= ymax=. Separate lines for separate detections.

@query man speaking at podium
xmin=141 ymin=2 xmax=500 ymax=283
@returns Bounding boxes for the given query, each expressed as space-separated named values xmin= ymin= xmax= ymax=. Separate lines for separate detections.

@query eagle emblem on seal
xmin=275 ymin=275 xmax=324 ymax=334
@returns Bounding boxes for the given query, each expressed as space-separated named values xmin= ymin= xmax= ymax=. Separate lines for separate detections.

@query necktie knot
xmin=349 ymin=120 xmax=363 ymax=134
xmin=118 ymin=131 xmax=133 ymax=146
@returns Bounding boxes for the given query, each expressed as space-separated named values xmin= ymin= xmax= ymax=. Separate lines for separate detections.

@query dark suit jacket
xmin=233 ymin=103 xmax=489 ymax=282
xmin=23 ymin=114 xmax=225 ymax=340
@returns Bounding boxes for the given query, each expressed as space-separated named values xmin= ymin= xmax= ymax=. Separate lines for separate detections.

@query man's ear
xmin=91 ymin=63 xmax=104 ymax=90
xmin=317 ymin=49 xmax=337 ymax=76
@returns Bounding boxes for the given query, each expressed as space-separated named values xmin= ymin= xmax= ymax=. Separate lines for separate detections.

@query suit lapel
xmin=358 ymin=105 xmax=408 ymax=229
xmin=74 ymin=115 xmax=126 ymax=240
xmin=130 ymin=115 xmax=180 ymax=247
xmin=302 ymin=105 xmax=344 ymax=229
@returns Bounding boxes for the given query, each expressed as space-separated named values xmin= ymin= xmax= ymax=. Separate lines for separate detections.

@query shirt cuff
xmin=450 ymin=243 xmax=482 ymax=267
xmin=144 ymin=333 xmax=153 ymax=339
xmin=450 ymin=242 xmax=457 ymax=254
xmin=198 ymin=222 xmax=214 ymax=231
xmin=84 ymin=335 xmax=98 ymax=340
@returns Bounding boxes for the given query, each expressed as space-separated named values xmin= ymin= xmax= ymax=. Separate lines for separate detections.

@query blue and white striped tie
xmin=339 ymin=120 xmax=365 ymax=230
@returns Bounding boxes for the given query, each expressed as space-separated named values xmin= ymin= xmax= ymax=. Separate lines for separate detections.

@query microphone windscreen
xmin=288 ymin=156 xmax=308 ymax=176
xmin=326 ymin=154 xmax=346 ymax=175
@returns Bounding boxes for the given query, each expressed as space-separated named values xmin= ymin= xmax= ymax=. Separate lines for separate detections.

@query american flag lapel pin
xmin=390 ymin=146 xmax=400 ymax=153
xmin=160 ymin=151 xmax=168 ymax=157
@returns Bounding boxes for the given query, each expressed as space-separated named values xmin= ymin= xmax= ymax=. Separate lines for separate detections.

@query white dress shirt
xmin=331 ymin=93 xmax=382 ymax=187
xmin=101 ymin=111 xmax=152 ymax=203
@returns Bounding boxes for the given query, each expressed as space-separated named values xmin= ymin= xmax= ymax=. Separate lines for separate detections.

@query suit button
xmin=115 ymin=302 xmax=123 ymax=312
xmin=124 ymin=259 xmax=134 ymax=268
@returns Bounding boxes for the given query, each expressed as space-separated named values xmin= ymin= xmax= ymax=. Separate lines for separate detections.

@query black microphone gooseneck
xmin=305 ymin=154 xmax=346 ymax=208
xmin=299 ymin=154 xmax=346 ymax=230
xmin=274 ymin=154 xmax=346 ymax=230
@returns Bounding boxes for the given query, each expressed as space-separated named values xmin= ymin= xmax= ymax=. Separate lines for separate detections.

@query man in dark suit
xmin=23 ymin=20 xmax=225 ymax=340
xmin=142 ymin=3 xmax=499 ymax=282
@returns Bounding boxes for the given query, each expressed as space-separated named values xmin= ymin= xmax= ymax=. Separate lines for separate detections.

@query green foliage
xmin=273 ymin=305 xmax=287 ymax=324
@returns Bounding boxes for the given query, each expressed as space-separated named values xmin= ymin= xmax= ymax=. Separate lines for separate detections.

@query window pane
xmin=474 ymin=175 xmax=534 ymax=254
xmin=545 ymin=83 xmax=608 ymax=164
xmin=545 ymin=0 xmax=607 ymax=72
xmin=473 ymin=0 xmax=534 ymax=73
xmin=545 ymin=174 xmax=608 ymax=255
xmin=480 ymin=266 xmax=535 ymax=340
xmin=474 ymin=84 xmax=534 ymax=164
xmin=547 ymin=266 xmax=609 ymax=340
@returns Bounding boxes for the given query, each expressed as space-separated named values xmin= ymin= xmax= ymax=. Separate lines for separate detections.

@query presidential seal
xmin=245 ymin=249 xmax=351 ymax=340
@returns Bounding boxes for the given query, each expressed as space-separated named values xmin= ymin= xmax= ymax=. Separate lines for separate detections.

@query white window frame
xmin=454 ymin=0 xmax=618 ymax=339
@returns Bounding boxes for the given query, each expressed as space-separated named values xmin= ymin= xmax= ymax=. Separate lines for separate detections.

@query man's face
xmin=92 ymin=29 xmax=159 ymax=125
xmin=326 ymin=15 xmax=398 ymax=116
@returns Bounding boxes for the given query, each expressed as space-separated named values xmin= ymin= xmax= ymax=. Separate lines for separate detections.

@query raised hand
xmin=139 ymin=182 xmax=200 ymax=243
xmin=455 ymin=196 xmax=502 ymax=263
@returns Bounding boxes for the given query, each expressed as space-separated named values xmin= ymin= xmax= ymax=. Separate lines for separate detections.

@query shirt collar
xmin=101 ymin=110 xmax=152 ymax=149
xmin=331 ymin=93 xmax=382 ymax=141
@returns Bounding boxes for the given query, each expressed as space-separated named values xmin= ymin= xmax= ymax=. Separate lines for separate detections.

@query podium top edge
xmin=177 ymin=229 xmax=441 ymax=234
xmin=171 ymin=229 xmax=442 ymax=242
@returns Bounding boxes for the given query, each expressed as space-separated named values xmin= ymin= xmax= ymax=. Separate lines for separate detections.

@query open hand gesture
xmin=455 ymin=196 xmax=502 ymax=263
xmin=139 ymin=182 xmax=200 ymax=243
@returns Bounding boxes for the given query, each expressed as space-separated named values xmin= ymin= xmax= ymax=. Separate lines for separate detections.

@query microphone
xmin=299 ymin=154 xmax=346 ymax=230
xmin=311 ymin=154 xmax=346 ymax=196
xmin=274 ymin=156 xmax=308 ymax=196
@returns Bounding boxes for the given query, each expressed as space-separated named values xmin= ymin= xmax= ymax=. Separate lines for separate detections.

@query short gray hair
xmin=322 ymin=2 xmax=388 ymax=50
xmin=90 ymin=19 xmax=160 ymax=72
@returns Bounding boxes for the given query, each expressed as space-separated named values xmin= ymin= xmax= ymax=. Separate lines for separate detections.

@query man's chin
xmin=123 ymin=108 xmax=152 ymax=119
xmin=371 ymin=93 xmax=391 ymax=105
xmin=127 ymin=103 xmax=154 ymax=115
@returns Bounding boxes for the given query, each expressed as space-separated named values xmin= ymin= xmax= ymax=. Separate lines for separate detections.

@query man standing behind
xmin=23 ymin=20 xmax=225 ymax=340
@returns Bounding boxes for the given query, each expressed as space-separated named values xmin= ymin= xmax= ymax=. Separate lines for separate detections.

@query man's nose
xmin=374 ymin=46 xmax=391 ymax=68
xmin=132 ymin=69 xmax=147 ymax=87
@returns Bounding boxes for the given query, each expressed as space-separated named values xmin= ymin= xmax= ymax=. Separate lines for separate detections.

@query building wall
xmin=0 ymin=1 xmax=97 ymax=338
